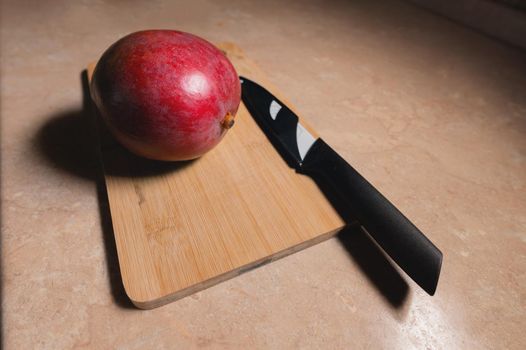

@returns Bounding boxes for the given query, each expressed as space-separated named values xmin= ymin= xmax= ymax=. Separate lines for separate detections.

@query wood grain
xmin=88 ymin=43 xmax=345 ymax=309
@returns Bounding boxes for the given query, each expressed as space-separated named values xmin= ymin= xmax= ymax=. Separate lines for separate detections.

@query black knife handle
xmin=301 ymin=139 xmax=442 ymax=295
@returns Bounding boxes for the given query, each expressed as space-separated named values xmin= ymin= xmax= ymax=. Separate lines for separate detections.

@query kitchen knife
xmin=240 ymin=77 xmax=442 ymax=295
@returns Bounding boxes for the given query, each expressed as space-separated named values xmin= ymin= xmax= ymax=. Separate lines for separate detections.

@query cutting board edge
xmin=87 ymin=42 xmax=347 ymax=309
xmin=130 ymin=225 xmax=345 ymax=309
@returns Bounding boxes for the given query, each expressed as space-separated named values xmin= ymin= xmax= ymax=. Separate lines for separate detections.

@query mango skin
xmin=91 ymin=30 xmax=241 ymax=161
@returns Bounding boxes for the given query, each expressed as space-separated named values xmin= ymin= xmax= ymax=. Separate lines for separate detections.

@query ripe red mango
xmin=91 ymin=30 xmax=241 ymax=161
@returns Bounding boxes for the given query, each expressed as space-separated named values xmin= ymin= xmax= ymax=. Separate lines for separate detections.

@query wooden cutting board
xmin=88 ymin=43 xmax=345 ymax=309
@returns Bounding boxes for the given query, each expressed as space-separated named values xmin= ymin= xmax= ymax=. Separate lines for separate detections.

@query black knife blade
xmin=240 ymin=76 xmax=442 ymax=295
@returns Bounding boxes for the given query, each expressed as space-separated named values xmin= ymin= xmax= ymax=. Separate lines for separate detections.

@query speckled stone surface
xmin=2 ymin=0 xmax=525 ymax=348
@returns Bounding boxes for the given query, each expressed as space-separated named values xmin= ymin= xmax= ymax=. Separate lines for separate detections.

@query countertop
xmin=2 ymin=0 xmax=525 ymax=348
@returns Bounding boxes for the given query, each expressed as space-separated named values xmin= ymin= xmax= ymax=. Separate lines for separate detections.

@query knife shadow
xmin=306 ymin=171 xmax=409 ymax=309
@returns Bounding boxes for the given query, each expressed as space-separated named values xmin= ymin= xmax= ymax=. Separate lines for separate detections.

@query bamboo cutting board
xmin=88 ymin=43 xmax=345 ymax=309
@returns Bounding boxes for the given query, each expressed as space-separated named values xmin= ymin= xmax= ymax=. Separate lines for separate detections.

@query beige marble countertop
xmin=2 ymin=0 xmax=525 ymax=348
